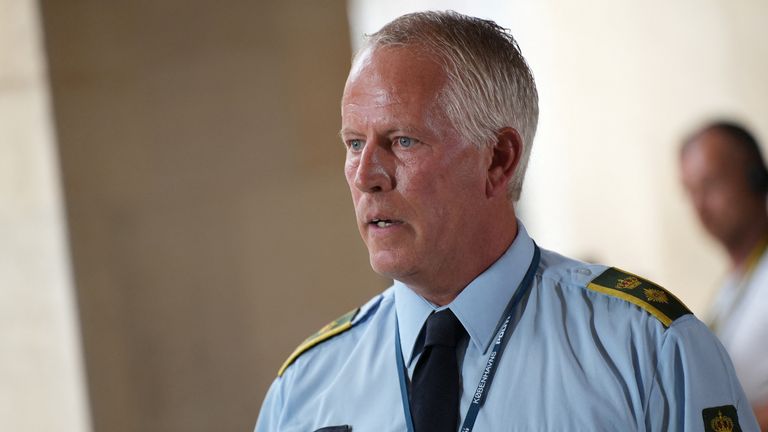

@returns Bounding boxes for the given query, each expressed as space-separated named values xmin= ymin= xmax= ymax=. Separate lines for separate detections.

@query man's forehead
xmin=340 ymin=45 xmax=452 ymax=137
xmin=347 ymin=45 xmax=376 ymax=85
xmin=345 ymin=49 xmax=445 ymax=104
xmin=346 ymin=46 xmax=445 ymax=87
xmin=340 ymin=95 xmax=442 ymax=137
xmin=342 ymin=79 xmax=405 ymax=113
xmin=684 ymin=131 xmax=749 ymax=176
xmin=697 ymin=131 xmax=746 ymax=161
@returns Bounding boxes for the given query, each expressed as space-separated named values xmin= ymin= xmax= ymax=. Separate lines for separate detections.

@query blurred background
xmin=1 ymin=0 xmax=766 ymax=431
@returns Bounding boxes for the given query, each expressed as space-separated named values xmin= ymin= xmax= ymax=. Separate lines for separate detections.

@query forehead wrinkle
xmin=342 ymin=107 xmax=445 ymax=141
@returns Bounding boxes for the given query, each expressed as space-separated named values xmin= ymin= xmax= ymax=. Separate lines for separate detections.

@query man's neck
xmin=411 ymin=216 xmax=519 ymax=307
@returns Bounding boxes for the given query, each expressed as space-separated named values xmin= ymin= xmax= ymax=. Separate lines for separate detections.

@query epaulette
xmin=277 ymin=308 xmax=360 ymax=377
xmin=586 ymin=267 xmax=691 ymax=327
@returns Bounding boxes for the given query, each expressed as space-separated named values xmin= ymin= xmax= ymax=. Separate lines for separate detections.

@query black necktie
xmin=410 ymin=309 xmax=466 ymax=432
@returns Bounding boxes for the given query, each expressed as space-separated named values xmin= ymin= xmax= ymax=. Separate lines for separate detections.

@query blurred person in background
xmin=681 ymin=121 xmax=768 ymax=430
xmin=255 ymin=12 xmax=758 ymax=431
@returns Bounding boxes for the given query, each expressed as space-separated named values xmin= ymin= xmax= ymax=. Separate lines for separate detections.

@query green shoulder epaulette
xmin=277 ymin=308 xmax=360 ymax=377
xmin=586 ymin=267 xmax=691 ymax=327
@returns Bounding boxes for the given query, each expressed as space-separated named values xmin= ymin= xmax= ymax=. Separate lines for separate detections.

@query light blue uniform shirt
xmin=256 ymin=224 xmax=759 ymax=431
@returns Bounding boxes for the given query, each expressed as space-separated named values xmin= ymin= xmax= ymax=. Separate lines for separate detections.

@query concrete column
xmin=0 ymin=1 xmax=91 ymax=431
xmin=39 ymin=1 xmax=386 ymax=431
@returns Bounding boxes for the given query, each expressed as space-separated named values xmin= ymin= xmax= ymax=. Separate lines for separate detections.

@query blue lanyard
xmin=395 ymin=245 xmax=540 ymax=432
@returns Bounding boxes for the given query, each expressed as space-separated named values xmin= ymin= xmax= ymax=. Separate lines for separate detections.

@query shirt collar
xmin=394 ymin=222 xmax=535 ymax=364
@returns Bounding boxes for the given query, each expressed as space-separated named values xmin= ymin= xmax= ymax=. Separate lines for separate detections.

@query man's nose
xmin=354 ymin=143 xmax=394 ymax=193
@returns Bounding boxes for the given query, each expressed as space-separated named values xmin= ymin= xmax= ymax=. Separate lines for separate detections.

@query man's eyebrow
xmin=387 ymin=126 xmax=423 ymax=137
xmin=339 ymin=126 xmax=430 ymax=139
xmin=339 ymin=128 xmax=360 ymax=139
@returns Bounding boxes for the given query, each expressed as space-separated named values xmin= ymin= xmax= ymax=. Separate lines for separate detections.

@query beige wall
xmin=40 ymin=1 xmax=386 ymax=431
xmin=514 ymin=0 xmax=768 ymax=315
xmin=0 ymin=1 xmax=90 ymax=431
xmin=349 ymin=0 xmax=768 ymax=315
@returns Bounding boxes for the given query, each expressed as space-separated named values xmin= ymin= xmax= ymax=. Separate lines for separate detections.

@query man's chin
xmin=368 ymin=253 xmax=416 ymax=281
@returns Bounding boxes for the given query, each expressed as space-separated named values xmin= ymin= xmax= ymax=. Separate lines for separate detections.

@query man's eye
xmin=396 ymin=137 xmax=415 ymax=148
xmin=348 ymin=139 xmax=364 ymax=151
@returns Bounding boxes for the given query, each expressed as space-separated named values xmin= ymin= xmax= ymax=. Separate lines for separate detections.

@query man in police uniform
xmin=256 ymin=11 xmax=758 ymax=431
xmin=680 ymin=122 xmax=768 ymax=430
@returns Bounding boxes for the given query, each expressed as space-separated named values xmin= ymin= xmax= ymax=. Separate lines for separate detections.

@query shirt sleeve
xmin=644 ymin=315 xmax=760 ymax=431
xmin=254 ymin=377 xmax=286 ymax=432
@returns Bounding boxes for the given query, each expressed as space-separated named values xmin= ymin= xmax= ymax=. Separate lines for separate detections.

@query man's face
xmin=680 ymin=130 xmax=760 ymax=246
xmin=340 ymin=46 xmax=492 ymax=287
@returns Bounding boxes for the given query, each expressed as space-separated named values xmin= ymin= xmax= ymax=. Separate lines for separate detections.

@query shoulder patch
xmin=702 ymin=405 xmax=742 ymax=432
xmin=278 ymin=308 xmax=360 ymax=377
xmin=587 ymin=267 xmax=691 ymax=327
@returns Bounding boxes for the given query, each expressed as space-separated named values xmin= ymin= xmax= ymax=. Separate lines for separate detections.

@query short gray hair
xmin=355 ymin=11 xmax=539 ymax=201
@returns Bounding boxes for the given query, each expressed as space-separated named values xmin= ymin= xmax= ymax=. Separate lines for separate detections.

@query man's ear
xmin=486 ymin=127 xmax=523 ymax=198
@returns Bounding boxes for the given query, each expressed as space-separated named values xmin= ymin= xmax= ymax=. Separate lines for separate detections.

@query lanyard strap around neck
xmin=395 ymin=244 xmax=540 ymax=432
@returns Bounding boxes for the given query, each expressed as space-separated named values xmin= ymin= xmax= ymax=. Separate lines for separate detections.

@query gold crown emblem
xmin=615 ymin=276 xmax=641 ymax=290
xmin=644 ymin=288 xmax=669 ymax=304
xmin=711 ymin=411 xmax=734 ymax=432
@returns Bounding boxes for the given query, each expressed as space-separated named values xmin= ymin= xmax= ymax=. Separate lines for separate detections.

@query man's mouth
xmin=369 ymin=218 xmax=400 ymax=228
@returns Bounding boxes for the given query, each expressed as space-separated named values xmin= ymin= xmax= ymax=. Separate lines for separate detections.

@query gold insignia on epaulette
xmin=643 ymin=288 xmax=669 ymax=304
xmin=277 ymin=308 xmax=360 ymax=377
xmin=587 ymin=267 xmax=692 ymax=327
xmin=616 ymin=276 xmax=641 ymax=290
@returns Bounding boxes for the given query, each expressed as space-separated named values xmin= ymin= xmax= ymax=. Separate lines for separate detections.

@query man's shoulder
xmin=584 ymin=266 xmax=692 ymax=328
xmin=276 ymin=288 xmax=393 ymax=377
xmin=538 ymin=249 xmax=692 ymax=328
